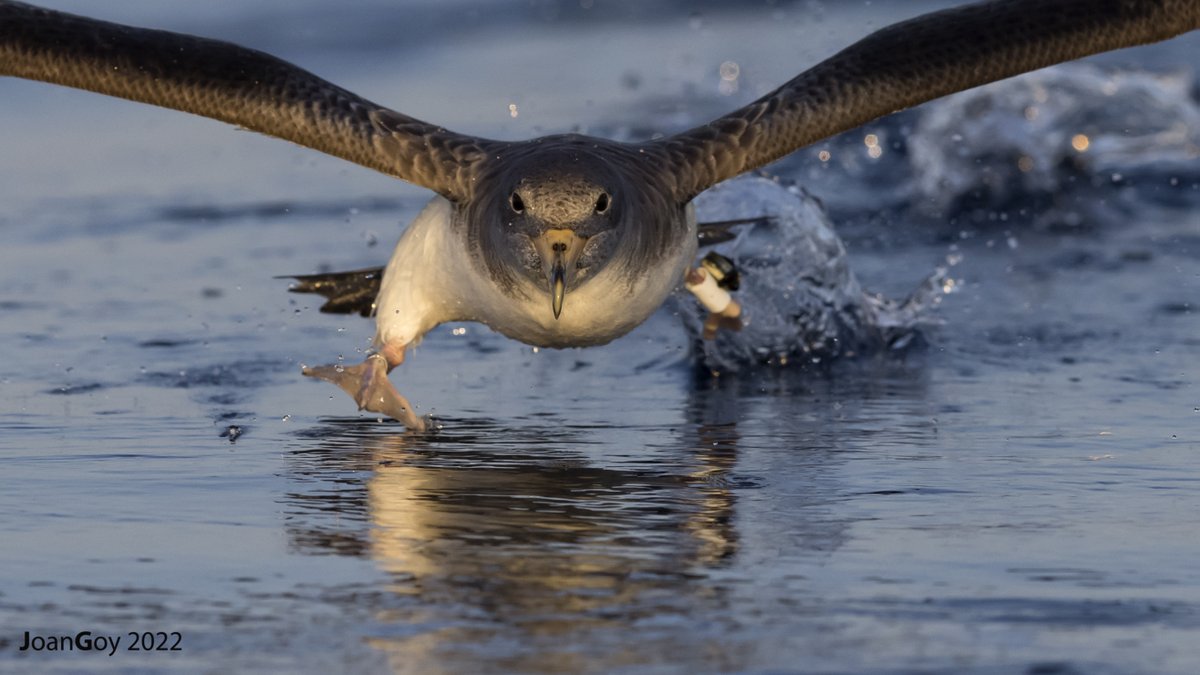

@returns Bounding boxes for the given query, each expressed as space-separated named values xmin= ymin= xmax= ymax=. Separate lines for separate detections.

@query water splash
xmin=676 ymin=177 xmax=948 ymax=371
xmin=909 ymin=64 xmax=1200 ymax=219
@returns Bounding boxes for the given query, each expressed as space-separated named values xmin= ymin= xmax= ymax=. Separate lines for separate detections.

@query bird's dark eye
xmin=595 ymin=192 xmax=610 ymax=213
xmin=510 ymin=192 xmax=525 ymax=213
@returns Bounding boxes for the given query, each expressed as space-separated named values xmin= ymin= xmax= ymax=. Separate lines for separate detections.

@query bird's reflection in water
xmin=282 ymin=360 xmax=932 ymax=671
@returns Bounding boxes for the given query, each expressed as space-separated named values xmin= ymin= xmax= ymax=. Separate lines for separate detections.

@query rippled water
xmin=2 ymin=1 xmax=1199 ymax=673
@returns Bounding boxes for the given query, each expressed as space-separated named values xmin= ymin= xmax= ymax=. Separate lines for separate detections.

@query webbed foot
xmin=304 ymin=354 xmax=429 ymax=431
xmin=685 ymin=266 xmax=743 ymax=340
xmin=702 ymin=309 xmax=743 ymax=340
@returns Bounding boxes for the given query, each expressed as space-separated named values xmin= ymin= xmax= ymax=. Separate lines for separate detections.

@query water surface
xmin=2 ymin=1 xmax=1199 ymax=673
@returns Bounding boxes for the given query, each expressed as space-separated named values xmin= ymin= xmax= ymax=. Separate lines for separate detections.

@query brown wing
xmin=650 ymin=0 xmax=1200 ymax=201
xmin=0 ymin=1 xmax=498 ymax=201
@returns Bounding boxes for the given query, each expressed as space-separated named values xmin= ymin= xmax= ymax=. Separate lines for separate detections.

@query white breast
xmin=374 ymin=196 xmax=696 ymax=350
xmin=373 ymin=197 xmax=468 ymax=348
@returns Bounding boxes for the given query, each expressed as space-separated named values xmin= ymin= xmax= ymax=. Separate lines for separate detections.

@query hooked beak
xmin=533 ymin=229 xmax=586 ymax=320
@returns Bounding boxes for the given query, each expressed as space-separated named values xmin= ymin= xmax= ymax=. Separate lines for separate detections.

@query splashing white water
xmin=909 ymin=64 xmax=1200 ymax=215
xmin=678 ymin=177 xmax=949 ymax=371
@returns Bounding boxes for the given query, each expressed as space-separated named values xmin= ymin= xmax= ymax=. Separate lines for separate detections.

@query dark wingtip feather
xmin=696 ymin=215 xmax=775 ymax=247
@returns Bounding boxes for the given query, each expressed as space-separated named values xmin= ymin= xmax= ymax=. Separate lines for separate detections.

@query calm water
xmin=2 ymin=2 xmax=1199 ymax=673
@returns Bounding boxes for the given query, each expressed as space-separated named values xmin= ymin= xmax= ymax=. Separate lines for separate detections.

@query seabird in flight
xmin=2 ymin=0 xmax=1196 ymax=429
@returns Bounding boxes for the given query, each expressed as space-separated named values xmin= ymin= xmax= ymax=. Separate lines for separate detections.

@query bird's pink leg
xmin=303 ymin=342 xmax=428 ymax=431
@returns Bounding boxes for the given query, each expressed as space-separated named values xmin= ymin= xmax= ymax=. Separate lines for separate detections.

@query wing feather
xmin=0 ymin=0 xmax=497 ymax=200
xmin=651 ymin=0 xmax=1199 ymax=201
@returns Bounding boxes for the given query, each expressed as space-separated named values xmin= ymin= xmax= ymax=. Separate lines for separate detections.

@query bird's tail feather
xmin=282 ymin=267 xmax=384 ymax=317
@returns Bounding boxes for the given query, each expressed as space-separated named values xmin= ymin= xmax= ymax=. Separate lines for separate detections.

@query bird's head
xmin=465 ymin=139 xmax=682 ymax=320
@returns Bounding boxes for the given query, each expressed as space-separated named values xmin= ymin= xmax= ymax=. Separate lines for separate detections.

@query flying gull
xmin=2 ymin=0 xmax=1197 ymax=429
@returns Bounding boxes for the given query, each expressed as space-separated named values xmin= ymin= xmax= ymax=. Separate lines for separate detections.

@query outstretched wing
xmin=650 ymin=0 xmax=1200 ymax=201
xmin=0 ymin=1 xmax=496 ymax=201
